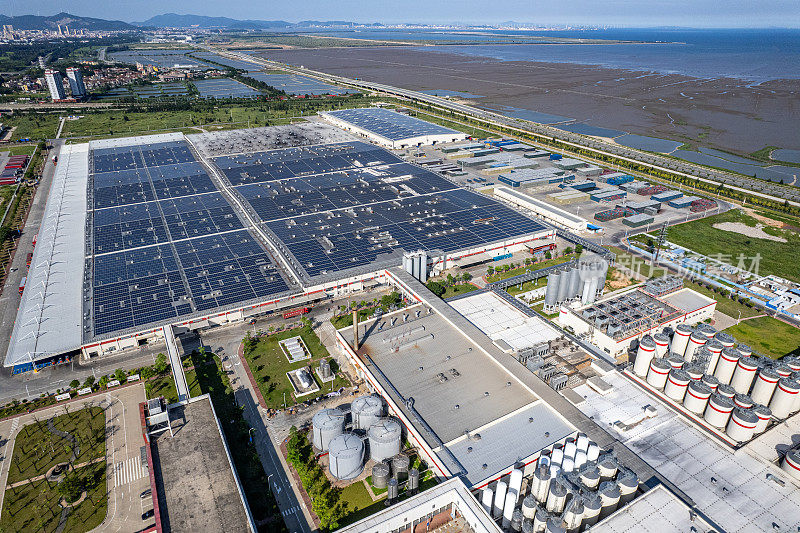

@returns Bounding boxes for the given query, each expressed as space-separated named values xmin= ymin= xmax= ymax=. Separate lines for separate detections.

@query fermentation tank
xmin=392 ymin=453 xmax=410 ymax=481
xmin=494 ymin=481 xmax=507 ymax=519
xmin=557 ymin=267 xmax=572 ymax=304
xmin=704 ymin=393 xmax=735 ymax=428
xmin=737 ymin=344 xmax=752 ymax=359
xmin=653 ymin=333 xmax=670 ymax=358
xmin=775 ymin=363 xmax=793 ymax=378
xmin=598 ymin=481 xmax=621 ymax=519
xmin=521 ymin=494 xmax=537 ymax=519
xmin=665 ymin=369 xmax=691 ymax=402
xmin=509 ymin=468 xmax=524 ymax=501
xmin=597 ymin=454 xmax=618 ymax=481
xmin=684 ymin=364 xmax=704 ymax=381
xmin=579 ymin=465 xmax=600 ymax=490
xmin=717 ymin=383 xmax=736 ymax=399
xmin=351 ymin=395 xmax=384 ymax=430
xmin=731 ymin=357 xmax=759 ymax=395
xmin=704 ymin=340 xmax=724 ymax=375
xmin=769 ymin=378 xmax=799 ymax=419
xmin=714 ymin=331 xmax=735 ymax=348
xmin=752 ymin=404 xmax=772 ymax=434
xmin=545 ymin=480 xmax=567 ymax=514
xmin=633 ymin=336 xmax=656 ymax=377
xmin=544 ymin=271 xmax=561 ymax=309
xmin=481 ymin=488 xmax=494 ymax=514
xmin=701 ymin=374 xmax=720 ymax=392
xmin=781 ymin=450 xmax=800 ymax=481
xmin=714 ymin=347 xmax=740 ymax=385
xmin=683 ymin=331 xmax=707 ymax=362
xmin=531 ymin=464 xmax=551 ymax=504
xmin=503 ymin=491 xmax=516 ymax=529
xmin=617 ymin=469 xmax=639 ymax=504
xmin=312 ymin=408 xmax=345 ymax=451
xmin=646 ymin=358 xmax=670 ymax=389
xmin=666 ymin=354 xmax=685 ymax=370
xmin=367 ymin=418 xmax=402 ymax=462
xmin=371 ymin=462 xmax=390 ymax=489
xmin=582 ymin=493 xmax=602 ymax=528
xmin=733 ymin=393 xmax=754 ymax=409
xmin=546 ymin=518 xmax=566 ymax=533
xmin=670 ymin=324 xmax=693 ymax=358
xmin=327 ymin=433 xmax=364 ymax=480
xmin=751 ymin=367 xmax=780 ymax=406
xmin=684 ymin=380 xmax=713 ymax=414
xmin=562 ymin=497 xmax=584 ymax=531
xmin=726 ymin=407 xmax=758 ymax=443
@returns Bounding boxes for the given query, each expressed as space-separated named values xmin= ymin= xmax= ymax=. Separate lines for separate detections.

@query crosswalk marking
xmin=281 ymin=506 xmax=299 ymax=517
xmin=114 ymin=456 xmax=148 ymax=487
xmin=10 ymin=418 xmax=19 ymax=433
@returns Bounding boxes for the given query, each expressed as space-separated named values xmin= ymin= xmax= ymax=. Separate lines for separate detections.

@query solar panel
xmin=324 ymin=108 xmax=460 ymax=141
xmin=244 ymin=72 xmax=356 ymax=96
xmin=192 ymin=78 xmax=260 ymax=99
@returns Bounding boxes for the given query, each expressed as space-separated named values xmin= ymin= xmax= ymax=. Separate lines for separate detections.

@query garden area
xmin=242 ymin=323 xmax=349 ymax=410
xmin=485 ymin=251 xmax=579 ymax=284
xmin=425 ymin=272 xmax=476 ymax=300
xmin=329 ymin=291 xmax=404 ymax=330
xmin=0 ymin=407 xmax=108 ymax=533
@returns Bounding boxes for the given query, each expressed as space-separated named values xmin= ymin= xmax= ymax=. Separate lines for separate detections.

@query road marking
xmin=282 ymin=506 xmax=299 ymax=517
xmin=10 ymin=418 xmax=19 ymax=433
xmin=114 ymin=456 xmax=148 ymax=487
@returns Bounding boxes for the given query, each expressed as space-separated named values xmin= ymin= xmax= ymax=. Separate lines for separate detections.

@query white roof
xmin=449 ymin=290 xmax=560 ymax=352
xmin=596 ymin=484 xmax=717 ymax=532
xmin=6 ymin=144 xmax=88 ymax=367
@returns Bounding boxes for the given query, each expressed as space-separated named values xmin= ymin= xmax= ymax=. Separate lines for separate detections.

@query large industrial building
xmin=6 ymin=121 xmax=553 ymax=370
xmin=319 ymin=107 xmax=469 ymax=148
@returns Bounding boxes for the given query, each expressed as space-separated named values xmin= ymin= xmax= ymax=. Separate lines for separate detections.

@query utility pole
xmin=652 ymin=222 xmax=669 ymax=269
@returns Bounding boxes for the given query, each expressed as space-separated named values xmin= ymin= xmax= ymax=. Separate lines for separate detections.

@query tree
xmin=462 ymin=272 xmax=472 ymax=282
xmin=545 ymin=251 xmax=552 ymax=260
xmin=243 ymin=331 xmax=257 ymax=352
xmin=446 ymin=273 xmax=455 ymax=287
xmin=69 ymin=379 xmax=80 ymax=389
xmin=82 ymin=376 xmax=95 ymax=389
xmin=564 ymin=246 xmax=574 ymax=255
xmin=153 ymin=353 xmax=168 ymax=375
xmin=58 ymin=471 xmax=84 ymax=503
xmin=380 ymin=291 xmax=401 ymax=308
xmin=426 ymin=280 xmax=446 ymax=297
xmin=575 ymin=244 xmax=584 ymax=255
xmin=98 ymin=375 xmax=109 ymax=388
xmin=114 ymin=369 xmax=126 ymax=382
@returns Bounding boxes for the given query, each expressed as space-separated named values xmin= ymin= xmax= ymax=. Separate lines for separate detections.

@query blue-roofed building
xmin=320 ymin=107 xmax=468 ymax=149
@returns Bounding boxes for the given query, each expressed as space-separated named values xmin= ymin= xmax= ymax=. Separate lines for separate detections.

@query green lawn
xmin=665 ymin=209 xmax=799 ymax=282
xmin=144 ymin=374 xmax=178 ymax=404
xmin=4 ymin=145 xmax=36 ymax=156
xmin=486 ymin=254 xmax=577 ymax=283
xmin=243 ymin=326 xmax=348 ymax=410
xmin=1 ymin=113 xmax=61 ymax=141
xmin=0 ymin=462 xmax=107 ymax=533
xmin=7 ymin=407 xmax=105 ymax=484
xmin=505 ymin=277 xmax=547 ymax=296
xmin=724 ymin=317 xmax=800 ymax=360
xmin=338 ymin=474 xmax=439 ymax=528
xmin=442 ymin=283 xmax=480 ymax=299
xmin=681 ymin=279 xmax=761 ymax=320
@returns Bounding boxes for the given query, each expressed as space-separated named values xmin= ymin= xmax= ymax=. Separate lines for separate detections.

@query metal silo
xmin=392 ymin=454 xmax=410 ymax=482
xmin=598 ymin=481 xmax=621 ymax=519
xmin=653 ymin=333 xmax=670 ymax=358
xmin=544 ymin=271 xmax=561 ymax=310
xmin=782 ymin=450 xmax=800 ymax=482
xmin=312 ymin=408 xmax=345 ymax=451
xmin=557 ymin=267 xmax=571 ymax=304
xmin=633 ymin=335 xmax=656 ymax=377
xmin=670 ymin=324 xmax=693 ymax=358
xmin=351 ymin=395 xmax=384 ymax=430
xmin=568 ymin=266 xmax=581 ymax=301
xmin=731 ymin=357 xmax=759 ymax=395
xmin=408 ymin=468 xmax=419 ymax=495
xmin=368 ymin=417 xmax=402 ymax=462
xmin=753 ymin=404 xmax=772 ymax=434
xmin=726 ymin=407 xmax=758 ymax=442
xmin=371 ymin=462 xmax=390 ymax=489
xmin=328 ymin=433 xmax=365 ymax=480
xmin=617 ymin=469 xmax=639 ymax=505
xmin=714 ymin=347 xmax=740 ymax=385
xmin=751 ymin=366 xmax=780 ymax=405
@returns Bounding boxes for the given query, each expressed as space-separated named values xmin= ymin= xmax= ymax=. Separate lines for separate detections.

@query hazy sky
xmin=1 ymin=0 xmax=798 ymax=27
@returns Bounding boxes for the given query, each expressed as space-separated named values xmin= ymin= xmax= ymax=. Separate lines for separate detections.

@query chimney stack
xmin=352 ymin=309 xmax=359 ymax=351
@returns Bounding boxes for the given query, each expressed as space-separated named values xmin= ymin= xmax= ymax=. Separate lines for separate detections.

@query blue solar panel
xmin=324 ymin=108 xmax=460 ymax=141
xmin=192 ymin=78 xmax=260 ymax=99
xmin=244 ymin=72 xmax=357 ymax=96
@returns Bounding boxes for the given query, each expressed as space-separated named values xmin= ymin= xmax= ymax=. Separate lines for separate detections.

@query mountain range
xmin=135 ymin=13 xmax=382 ymax=29
xmin=0 ymin=12 xmax=135 ymax=31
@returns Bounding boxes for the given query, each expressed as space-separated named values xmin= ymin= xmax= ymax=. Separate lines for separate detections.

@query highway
xmin=213 ymin=48 xmax=800 ymax=207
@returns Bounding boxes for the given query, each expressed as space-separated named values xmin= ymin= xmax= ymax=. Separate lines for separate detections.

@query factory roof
xmin=624 ymin=213 xmax=655 ymax=223
xmin=660 ymin=288 xmax=716 ymax=314
xmin=322 ymin=107 xmax=462 ymax=142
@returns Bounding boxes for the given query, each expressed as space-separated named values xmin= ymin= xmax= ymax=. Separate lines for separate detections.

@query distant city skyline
xmin=1 ymin=0 xmax=799 ymax=28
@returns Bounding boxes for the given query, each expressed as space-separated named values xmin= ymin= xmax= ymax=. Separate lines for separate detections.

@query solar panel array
xmin=192 ymin=52 xmax=265 ymax=71
xmin=108 ymin=50 xmax=211 ymax=70
xmin=209 ymin=141 xmax=546 ymax=281
xmin=192 ymin=78 xmax=261 ymax=99
xmin=245 ymin=72 xmax=357 ymax=96
xmin=324 ymin=108 xmax=461 ymax=141
xmin=87 ymin=140 xmax=289 ymax=337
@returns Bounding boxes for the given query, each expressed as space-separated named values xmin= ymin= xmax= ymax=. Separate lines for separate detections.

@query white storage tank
xmin=733 ymin=393 xmax=754 ymax=410
xmin=684 ymin=331 xmax=707 ymax=362
xmin=617 ymin=469 xmax=639 ymax=505
xmin=701 ymin=374 xmax=720 ymax=392
xmin=562 ymin=497 xmax=584 ymax=531
xmin=312 ymin=408 xmax=345 ymax=451
xmin=531 ymin=464 xmax=551 ymax=504
xmin=785 ymin=356 xmax=800 ymax=372
xmin=714 ymin=331 xmax=735 ymax=348
xmin=751 ymin=367 xmax=780 ymax=406
xmin=665 ymin=368 xmax=691 ymax=402
xmin=481 ymin=488 xmax=494 ymax=514
xmin=704 ymin=340 xmax=724 ymax=375
xmin=367 ymin=417 xmax=402 ymax=462
xmin=731 ymin=357 xmax=759 ymax=395
xmin=653 ymin=333 xmax=670 ymax=358
xmin=684 ymin=380 xmax=713 ymax=414
xmin=582 ymin=493 xmax=602 ymax=528
xmin=351 ymin=395 xmax=384 ymax=430
xmin=717 ymin=383 xmax=736 ymax=399
xmin=372 ymin=461 xmax=390 ymax=489
xmin=714 ymin=347 xmax=740 ymax=385
xmin=546 ymin=518 xmax=566 ymax=533
xmin=726 ymin=407 xmax=758 ymax=443
xmin=509 ymin=468 xmax=524 ymax=501
xmin=521 ymin=494 xmax=537 ymax=519
xmin=666 ymin=354 xmax=685 ymax=370
xmin=598 ymin=481 xmax=621 ymax=519
xmin=328 ymin=433 xmax=365 ymax=480
xmin=633 ymin=336 xmax=657 ymax=377
xmin=704 ymin=393 xmax=735 ymax=428
xmin=545 ymin=480 xmax=567 ymax=514
xmin=736 ymin=344 xmax=752 ymax=358
xmin=587 ymin=442 xmax=600 ymax=462
xmin=579 ymin=465 xmax=600 ymax=490
xmin=769 ymin=378 xmax=800 ymax=419
xmin=752 ymin=404 xmax=772 ymax=435
xmin=564 ymin=441 xmax=577 ymax=460
xmin=494 ymin=481 xmax=507 ymax=519
xmin=781 ymin=449 xmax=800 ymax=482
xmin=646 ymin=358 xmax=670 ymax=389
xmin=551 ymin=448 xmax=564 ymax=467
xmin=774 ymin=363 xmax=793 ymax=378
xmin=533 ymin=507 xmax=548 ymax=533
xmin=670 ymin=324 xmax=693 ymax=358
xmin=503 ymin=491 xmax=516 ymax=529
xmin=597 ymin=454 xmax=618 ymax=481
xmin=684 ymin=364 xmax=704 ymax=382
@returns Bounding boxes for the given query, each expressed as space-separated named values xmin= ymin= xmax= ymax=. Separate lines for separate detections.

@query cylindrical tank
xmin=731 ymin=357 xmax=759 ymax=395
xmin=392 ymin=454 xmax=410 ymax=481
xmin=546 ymin=518 xmax=565 ymax=533
xmin=784 ymin=356 xmax=800 ymax=372
xmin=533 ymin=507 xmax=548 ymax=533
xmin=562 ymin=497 xmax=584 ymax=531
xmin=775 ymin=363 xmax=793 ymax=378
xmin=561 ymin=457 xmax=575 ymax=474
xmin=717 ymin=384 xmax=736 ymax=399
xmin=701 ymin=374 xmax=720 ymax=392
xmin=684 ymin=331 xmax=707 ymax=362
xmin=587 ymin=443 xmax=600 ymax=462
xmin=665 ymin=369 xmax=691 ymax=402
xmin=737 ymin=344 xmax=752 ymax=359
xmin=714 ymin=331 xmax=735 ymax=348
xmin=387 ymin=478 xmax=398 ymax=501
xmin=494 ymin=481 xmax=507 ymax=519
xmin=579 ymin=465 xmax=600 ymax=489
xmin=512 ymin=509 xmax=524 ymax=532
xmin=544 ymin=271 xmax=561 ymax=308
xmin=633 ymin=336 xmax=657 ymax=377
xmin=598 ymin=481 xmax=621 ymax=519
xmin=545 ymin=480 xmax=567 ymax=514
xmin=751 ymin=367 xmax=780 ymax=406
xmin=509 ymin=468 xmax=524 ymax=501
xmin=328 ymin=433 xmax=364 ymax=480
xmin=522 ymin=518 xmax=534 ymax=533
xmin=684 ymin=364 xmax=704 ymax=381
xmin=368 ymin=418 xmax=402 ymax=462
xmin=732 ymin=393 xmax=752 ymax=409
xmin=351 ymin=395 xmax=384 ymax=430
xmin=704 ymin=393 xmax=735 ymax=428
xmin=312 ymin=408 xmax=345 ymax=451
xmin=319 ymin=358 xmax=332 ymax=379
xmin=564 ymin=441 xmax=577 ymax=460
xmin=769 ymin=378 xmax=800 ymax=419
xmin=408 ymin=468 xmax=419 ymax=494
xmin=521 ymin=494 xmax=537 ymax=519
xmin=532 ymin=464 xmax=551 ymax=504
xmin=666 ymin=354 xmax=685 ymax=370
xmin=551 ymin=448 xmax=564 ymax=467
xmin=503 ymin=491 xmax=516 ymax=529
xmin=582 ymin=493 xmax=602 ymax=527
xmin=646 ymin=358 xmax=670 ymax=389
xmin=752 ymin=404 xmax=772 ymax=434
xmin=704 ymin=340 xmax=724 ymax=375
xmin=697 ymin=323 xmax=717 ymax=339
xmin=726 ymin=407 xmax=758 ymax=443
xmin=568 ymin=267 xmax=581 ymax=302
xmin=617 ymin=469 xmax=639 ymax=505
xmin=372 ymin=462 xmax=390 ymax=489
xmin=684 ymin=380 xmax=713 ymax=414
xmin=714 ymin=347 xmax=740 ymax=385
xmin=671 ymin=324 xmax=693 ymax=358
xmin=549 ymin=464 xmax=561 ymax=478
xmin=557 ymin=267 xmax=571 ymax=304
xmin=781 ymin=450 xmax=800 ymax=481
xmin=653 ymin=333 xmax=670 ymax=358
xmin=574 ymin=450 xmax=587 ymax=470
xmin=597 ymin=454 xmax=618 ymax=481
xmin=481 ymin=488 xmax=494 ymax=514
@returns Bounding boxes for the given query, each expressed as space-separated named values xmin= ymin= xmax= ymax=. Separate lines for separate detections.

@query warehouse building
xmin=319 ymin=107 xmax=468 ymax=148
xmin=495 ymin=186 xmax=587 ymax=232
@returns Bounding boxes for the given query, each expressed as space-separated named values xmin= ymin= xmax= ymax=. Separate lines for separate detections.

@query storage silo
xmin=598 ymin=481 xmax=621 ymax=519
xmin=328 ymin=433 xmax=365 ymax=480
xmin=493 ymin=481 xmax=508 ymax=519
xmin=731 ymin=357 xmax=759 ymax=395
xmin=733 ymin=393 xmax=754 ymax=410
xmin=751 ymin=367 xmax=780 ymax=405
xmin=717 ymin=384 xmax=736 ymax=399
xmin=387 ymin=478 xmax=399 ymax=503
xmin=319 ymin=359 xmax=332 ymax=380
xmin=544 ymin=271 xmax=561 ymax=310
xmin=351 ymin=395 xmax=384 ymax=430
xmin=617 ymin=469 xmax=639 ymax=505
xmin=666 ymin=354 xmax=685 ymax=370
xmin=684 ymin=380 xmax=713 ymax=414
xmin=736 ymin=344 xmax=752 ymax=359
xmin=646 ymin=358 xmax=670 ymax=389
xmin=781 ymin=450 xmax=800 ymax=482
xmin=408 ymin=468 xmax=419 ymax=495
xmin=562 ymin=497 xmax=584 ymax=532
xmin=665 ymin=369 xmax=691 ymax=402
xmin=587 ymin=275 xmax=601 ymax=305
xmin=704 ymin=340 xmax=724 ymax=375
xmin=769 ymin=378 xmax=800 ymax=419
xmin=726 ymin=407 xmax=758 ymax=443
xmin=683 ymin=331 xmax=707 ymax=362
xmin=684 ymin=363 xmax=704 ymax=382
xmin=511 ymin=509 xmax=524 ymax=533
xmin=582 ymin=493 xmax=602 ymax=528
xmin=392 ymin=453 xmax=410 ymax=481
xmin=545 ymin=480 xmax=567 ymax=514
xmin=587 ymin=442 xmax=600 ymax=462
xmin=597 ymin=454 xmax=618 ymax=481
xmin=521 ymin=494 xmax=537 ymax=519
xmin=557 ymin=267 xmax=572 ymax=304
xmin=579 ymin=465 xmax=600 ymax=490
xmin=531 ymin=464 xmax=551 ymax=504
xmin=503 ymin=491 xmax=516 ymax=529
xmin=371 ymin=462 xmax=390 ymax=489
xmin=633 ymin=336 xmax=657 ymax=377
xmin=568 ymin=266 xmax=582 ymax=301
xmin=368 ymin=418 xmax=402 ymax=462
xmin=714 ymin=347 xmax=740 ymax=385
xmin=509 ymin=468 xmax=524 ymax=501
xmin=312 ymin=408 xmax=345 ymax=451
xmin=653 ymin=333 xmax=670 ymax=358
xmin=701 ymin=374 xmax=720 ymax=392
xmin=670 ymin=324 xmax=693 ymax=358
xmin=714 ymin=331 xmax=735 ymax=348
xmin=533 ymin=507 xmax=548 ymax=533
xmin=704 ymin=393 xmax=734 ymax=428
xmin=785 ymin=356 xmax=800 ymax=372
xmin=753 ymin=404 xmax=772 ymax=434
xmin=774 ymin=363 xmax=793 ymax=378
xmin=481 ymin=488 xmax=494 ymax=514
xmin=546 ymin=518 xmax=565 ymax=533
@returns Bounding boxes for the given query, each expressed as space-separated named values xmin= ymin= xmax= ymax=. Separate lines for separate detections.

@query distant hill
xmin=0 ymin=12 xmax=136 ymax=31
xmin=137 ymin=13 xmax=292 ymax=29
